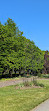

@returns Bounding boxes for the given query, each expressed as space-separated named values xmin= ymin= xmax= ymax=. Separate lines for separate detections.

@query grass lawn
xmin=0 ymin=79 xmax=49 ymax=111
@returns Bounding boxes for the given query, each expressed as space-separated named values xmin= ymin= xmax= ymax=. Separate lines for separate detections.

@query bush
xmin=38 ymin=83 xmax=44 ymax=87
xmin=41 ymin=74 xmax=49 ymax=78
xmin=33 ymin=77 xmax=38 ymax=86
xmin=38 ymin=73 xmax=42 ymax=77
xmin=23 ymin=79 xmax=32 ymax=87
xmin=33 ymin=77 xmax=44 ymax=87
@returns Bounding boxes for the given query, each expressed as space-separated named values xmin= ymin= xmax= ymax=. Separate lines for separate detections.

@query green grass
xmin=0 ymin=79 xmax=49 ymax=111
xmin=0 ymin=76 xmax=22 ymax=81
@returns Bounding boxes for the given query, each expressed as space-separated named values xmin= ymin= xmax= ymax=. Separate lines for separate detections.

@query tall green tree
xmin=0 ymin=18 xmax=44 ymax=78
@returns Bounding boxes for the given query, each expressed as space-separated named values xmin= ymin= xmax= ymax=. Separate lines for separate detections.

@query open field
xmin=0 ymin=79 xmax=49 ymax=111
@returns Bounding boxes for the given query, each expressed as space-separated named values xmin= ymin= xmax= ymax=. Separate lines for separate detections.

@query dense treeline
xmin=0 ymin=18 xmax=44 ymax=78
xmin=44 ymin=51 xmax=49 ymax=74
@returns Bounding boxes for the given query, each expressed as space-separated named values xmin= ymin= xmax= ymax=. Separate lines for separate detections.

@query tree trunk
xmin=9 ymin=69 xmax=12 ymax=78
xmin=27 ymin=69 xmax=29 ymax=77
xmin=19 ymin=68 xmax=21 ymax=76
xmin=14 ymin=68 xmax=16 ymax=77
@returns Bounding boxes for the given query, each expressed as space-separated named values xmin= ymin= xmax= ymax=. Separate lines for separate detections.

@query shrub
xmin=33 ymin=77 xmax=38 ymax=86
xmin=41 ymin=74 xmax=49 ymax=78
xmin=38 ymin=83 xmax=44 ymax=87
xmin=38 ymin=73 xmax=42 ymax=77
xmin=33 ymin=77 xmax=44 ymax=87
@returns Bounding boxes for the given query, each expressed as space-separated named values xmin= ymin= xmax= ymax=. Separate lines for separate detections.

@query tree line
xmin=0 ymin=18 xmax=44 ymax=78
xmin=44 ymin=51 xmax=49 ymax=74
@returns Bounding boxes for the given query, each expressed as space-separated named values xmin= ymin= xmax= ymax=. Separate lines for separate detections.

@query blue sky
xmin=0 ymin=0 xmax=49 ymax=51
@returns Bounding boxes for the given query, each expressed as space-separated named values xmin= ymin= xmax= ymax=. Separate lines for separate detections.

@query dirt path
xmin=31 ymin=99 xmax=49 ymax=111
xmin=0 ymin=77 xmax=33 ymax=88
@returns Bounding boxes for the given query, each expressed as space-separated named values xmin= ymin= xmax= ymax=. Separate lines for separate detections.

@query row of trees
xmin=0 ymin=18 xmax=44 ymax=78
xmin=44 ymin=51 xmax=49 ymax=74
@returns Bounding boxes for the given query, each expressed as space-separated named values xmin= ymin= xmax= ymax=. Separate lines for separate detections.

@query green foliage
xmin=41 ymin=74 xmax=49 ymax=78
xmin=0 ymin=18 xmax=44 ymax=78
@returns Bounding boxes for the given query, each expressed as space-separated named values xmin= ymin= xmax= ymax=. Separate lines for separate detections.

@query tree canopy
xmin=0 ymin=18 xmax=44 ymax=78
